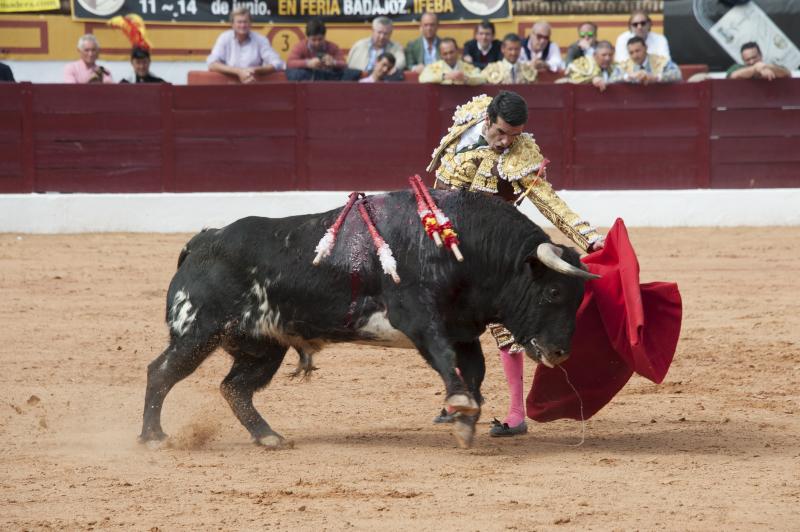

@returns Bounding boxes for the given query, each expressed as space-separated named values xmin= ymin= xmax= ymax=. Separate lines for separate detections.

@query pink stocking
xmin=499 ymin=347 xmax=525 ymax=426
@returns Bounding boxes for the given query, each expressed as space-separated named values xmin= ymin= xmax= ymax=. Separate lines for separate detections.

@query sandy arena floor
xmin=1 ymin=227 xmax=799 ymax=530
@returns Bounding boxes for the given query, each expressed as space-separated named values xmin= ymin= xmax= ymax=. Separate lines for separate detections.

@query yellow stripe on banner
xmin=0 ymin=25 xmax=42 ymax=48
xmin=0 ymin=0 xmax=59 ymax=12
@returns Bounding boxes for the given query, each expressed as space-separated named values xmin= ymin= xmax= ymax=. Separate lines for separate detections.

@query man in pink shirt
xmin=64 ymin=34 xmax=113 ymax=84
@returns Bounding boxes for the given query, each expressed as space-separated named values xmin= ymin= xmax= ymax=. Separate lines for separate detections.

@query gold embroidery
xmin=487 ymin=323 xmax=526 ymax=353
xmin=429 ymin=95 xmax=602 ymax=253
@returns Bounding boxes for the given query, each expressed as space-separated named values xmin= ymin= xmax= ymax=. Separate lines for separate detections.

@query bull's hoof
xmin=255 ymin=434 xmax=294 ymax=450
xmin=453 ymin=415 xmax=477 ymax=449
xmin=145 ymin=439 xmax=168 ymax=450
xmin=138 ymin=430 xmax=168 ymax=447
xmin=445 ymin=393 xmax=480 ymax=416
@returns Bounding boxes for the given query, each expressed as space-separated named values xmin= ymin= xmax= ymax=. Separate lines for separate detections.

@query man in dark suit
xmin=405 ymin=12 xmax=440 ymax=73
xmin=0 ymin=62 xmax=14 ymax=82
xmin=120 ymin=47 xmax=165 ymax=83
xmin=462 ymin=20 xmax=502 ymax=70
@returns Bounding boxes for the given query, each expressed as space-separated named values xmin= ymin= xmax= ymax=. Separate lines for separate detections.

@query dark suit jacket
xmin=565 ymin=42 xmax=592 ymax=65
xmin=120 ymin=73 xmax=166 ymax=83
xmin=462 ymin=39 xmax=502 ymax=70
xmin=0 ymin=62 xmax=14 ymax=82
xmin=405 ymin=36 xmax=440 ymax=69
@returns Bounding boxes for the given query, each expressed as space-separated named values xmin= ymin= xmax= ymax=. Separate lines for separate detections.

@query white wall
xmin=1 ymin=189 xmax=798 ymax=233
xmin=4 ymin=60 xmax=207 ymax=85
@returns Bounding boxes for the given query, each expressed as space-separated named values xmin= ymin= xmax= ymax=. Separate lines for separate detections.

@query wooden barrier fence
xmin=0 ymin=80 xmax=798 ymax=193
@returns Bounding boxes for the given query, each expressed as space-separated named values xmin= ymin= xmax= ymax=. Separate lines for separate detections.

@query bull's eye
xmin=546 ymin=286 xmax=562 ymax=302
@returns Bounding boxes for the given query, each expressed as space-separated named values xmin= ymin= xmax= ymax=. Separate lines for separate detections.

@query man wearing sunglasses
xmin=565 ymin=22 xmax=598 ymax=66
xmin=613 ymin=9 xmax=671 ymax=63
xmin=521 ymin=20 xmax=564 ymax=72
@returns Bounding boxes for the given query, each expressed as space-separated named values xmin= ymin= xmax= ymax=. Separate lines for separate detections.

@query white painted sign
xmin=709 ymin=2 xmax=800 ymax=69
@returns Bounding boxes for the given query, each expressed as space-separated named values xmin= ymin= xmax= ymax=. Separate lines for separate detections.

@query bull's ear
xmin=525 ymin=255 xmax=550 ymax=280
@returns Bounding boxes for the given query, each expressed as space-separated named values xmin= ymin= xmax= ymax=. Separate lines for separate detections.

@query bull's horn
xmin=536 ymin=243 xmax=600 ymax=280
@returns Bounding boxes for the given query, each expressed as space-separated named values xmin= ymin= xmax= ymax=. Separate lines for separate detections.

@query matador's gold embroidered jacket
xmin=426 ymin=94 xmax=601 ymax=252
xmin=482 ymin=59 xmax=538 ymax=85
xmin=563 ymin=55 xmax=623 ymax=85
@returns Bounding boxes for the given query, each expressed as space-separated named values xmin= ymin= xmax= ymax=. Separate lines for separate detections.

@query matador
xmin=427 ymin=91 xmax=604 ymax=436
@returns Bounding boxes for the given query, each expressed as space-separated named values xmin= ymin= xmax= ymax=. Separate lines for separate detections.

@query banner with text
xmin=0 ymin=0 xmax=59 ymax=12
xmin=71 ymin=0 xmax=510 ymax=23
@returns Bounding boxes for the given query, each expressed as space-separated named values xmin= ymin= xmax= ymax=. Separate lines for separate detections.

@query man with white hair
xmin=64 ymin=34 xmax=113 ymax=84
xmin=207 ymin=7 xmax=285 ymax=84
xmin=521 ymin=21 xmax=564 ymax=72
xmin=347 ymin=16 xmax=406 ymax=79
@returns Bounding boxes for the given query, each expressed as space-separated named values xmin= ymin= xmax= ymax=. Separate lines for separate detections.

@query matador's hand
xmin=589 ymin=234 xmax=605 ymax=252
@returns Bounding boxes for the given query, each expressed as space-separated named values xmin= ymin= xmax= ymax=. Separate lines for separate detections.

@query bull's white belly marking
xmin=249 ymin=280 xmax=282 ymax=337
xmin=356 ymin=312 xmax=415 ymax=349
xmin=169 ymin=289 xmax=197 ymax=336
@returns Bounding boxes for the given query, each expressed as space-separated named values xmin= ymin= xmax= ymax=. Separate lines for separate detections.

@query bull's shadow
xmin=284 ymin=417 xmax=789 ymax=459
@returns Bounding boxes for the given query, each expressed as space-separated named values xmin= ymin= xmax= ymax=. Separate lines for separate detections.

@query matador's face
xmin=484 ymin=116 xmax=525 ymax=153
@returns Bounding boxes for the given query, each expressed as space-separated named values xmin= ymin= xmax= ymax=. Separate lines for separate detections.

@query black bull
xmin=139 ymin=190 xmax=597 ymax=449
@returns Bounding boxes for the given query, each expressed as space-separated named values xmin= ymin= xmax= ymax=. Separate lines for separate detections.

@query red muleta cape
xmin=527 ymin=218 xmax=682 ymax=422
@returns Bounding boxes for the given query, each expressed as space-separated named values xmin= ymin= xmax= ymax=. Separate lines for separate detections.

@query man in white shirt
xmin=521 ymin=21 xmax=564 ymax=72
xmin=207 ymin=7 xmax=285 ymax=84
xmin=614 ymin=9 xmax=671 ymax=62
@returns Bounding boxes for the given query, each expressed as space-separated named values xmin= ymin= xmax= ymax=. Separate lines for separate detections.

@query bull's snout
xmin=528 ymin=338 xmax=570 ymax=368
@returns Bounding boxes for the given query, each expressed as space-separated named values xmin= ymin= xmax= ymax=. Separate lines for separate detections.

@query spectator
xmin=207 ymin=7 xmax=285 ymax=84
xmin=359 ymin=52 xmax=396 ymax=83
xmin=405 ymin=12 xmax=440 ymax=74
xmin=483 ymin=34 xmax=537 ymax=84
xmin=727 ymin=42 xmax=790 ymax=80
xmin=347 ymin=16 xmax=406 ymax=80
xmin=286 ymin=18 xmax=360 ymax=81
xmin=0 ymin=62 xmax=14 ymax=82
xmin=64 ymin=34 xmax=113 ymax=84
xmin=563 ymin=40 xmax=622 ymax=91
xmin=521 ymin=21 xmax=564 ymax=72
xmin=565 ymin=22 xmax=598 ymax=66
xmin=419 ymin=38 xmax=485 ymax=85
xmin=120 ymin=47 xmax=165 ymax=83
xmin=462 ymin=20 xmax=502 ymax=70
xmin=614 ymin=10 xmax=670 ymax=62
xmin=619 ymin=36 xmax=681 ymax=84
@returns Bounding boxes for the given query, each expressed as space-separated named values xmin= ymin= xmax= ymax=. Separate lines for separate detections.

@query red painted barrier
xmin=0 ymin=80 xmax=797 ymax=193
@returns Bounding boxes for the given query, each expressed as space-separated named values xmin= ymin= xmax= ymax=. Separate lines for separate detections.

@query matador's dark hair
xmin=488 ymin=91 xmax=528 ymax=127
